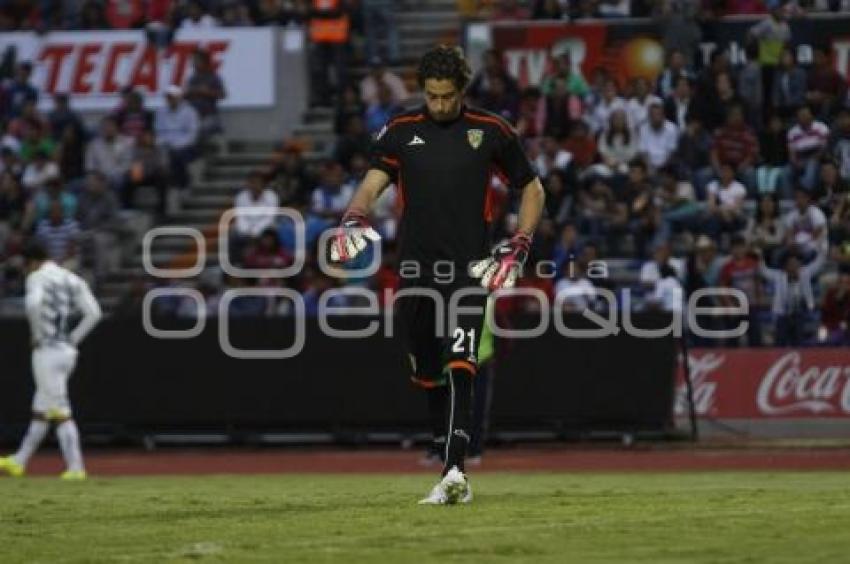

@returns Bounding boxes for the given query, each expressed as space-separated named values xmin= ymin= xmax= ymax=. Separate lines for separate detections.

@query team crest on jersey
xmin=467 ymin=129 xmax=484 ymax=149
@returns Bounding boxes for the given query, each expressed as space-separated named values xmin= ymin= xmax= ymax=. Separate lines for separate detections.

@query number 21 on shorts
xmin=452 ymin=327 xmax=476 ymax=355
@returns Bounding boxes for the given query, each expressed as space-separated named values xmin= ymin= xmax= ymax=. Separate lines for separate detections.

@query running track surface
xmin=14 ymin=446 xmax=850 ymax=477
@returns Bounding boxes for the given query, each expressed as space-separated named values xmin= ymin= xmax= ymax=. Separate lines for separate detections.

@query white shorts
xmin=32 ymin=343 xmax=78 ymax=419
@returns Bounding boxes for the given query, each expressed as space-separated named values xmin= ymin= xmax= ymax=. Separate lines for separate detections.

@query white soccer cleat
xmin=441 ymin=466 xmax=471 ymax=505
xmin=418 ymin=482 xmax=448 ymax=505
xmin=418 ymin=467 xmax=473 ymax=505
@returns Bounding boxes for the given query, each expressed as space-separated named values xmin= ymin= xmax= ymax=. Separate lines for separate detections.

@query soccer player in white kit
xmin=0 ymin=242 xmax=102 ymax=480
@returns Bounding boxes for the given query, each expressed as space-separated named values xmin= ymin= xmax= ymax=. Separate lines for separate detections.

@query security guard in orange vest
xmin=309 ymin=0 xmax=351 ymax=106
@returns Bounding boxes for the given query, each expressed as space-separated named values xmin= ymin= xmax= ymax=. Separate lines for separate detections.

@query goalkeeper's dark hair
xmin=417 ymin=45 xmax=472 ymax=91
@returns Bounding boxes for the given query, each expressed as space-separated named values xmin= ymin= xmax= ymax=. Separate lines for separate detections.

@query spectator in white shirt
xmin=180 ymin=0 xmax=219 ymax=29
xmin=85 ymin=116 xmax=134 ymax=192
xmin=704 ymin=162 xmax=747 ymax=241
xmin=592 ymin=108 xmax=638 ymax=178
xmin=788 ymin=105 xmax=830 ymax=191
xmin=533 ymin=136 xmax=573 ymax=178
xmin=757 ymin=247 xmax=826 ymax=346
xmin=233 ymin=171 xmax=280 ymax=238
xmin=648 ymin=262 xmax=685 ymax=314
xmin=638 ymin=103 xmax=679 ymax=173
xmin=639 ymin=241 xmax=686 ymax=287
xmin=782 ymin=187 xmax=828 ymax=262
xmin=360 ymin=58 xmax=409 ymax=107
xmin=597 ymin=0 xmax=630 ymax=18
xmin=155 ymin=85 xmax=200 ymax=189
xmin=230 ymin=171 xmax=279 ymax=265
xmin=21 ymin=149 xmax=60 ymax=193
xmin=555 ymin=262 xmax=597 ymax=312
xmin=626 ymin=77 xmax=662 ymax=131
xmin=587 ymin=78 xmax=626 ymax=134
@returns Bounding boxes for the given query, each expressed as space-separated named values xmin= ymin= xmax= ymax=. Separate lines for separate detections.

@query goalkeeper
xmin=330 ymin=45 xmax=544 ymax=504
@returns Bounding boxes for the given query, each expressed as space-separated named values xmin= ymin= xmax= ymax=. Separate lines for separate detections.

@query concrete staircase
xmin=96 ymin=142 xmax=279 ymax=312
xmin=96 ymin=1 xmax=464 ymax=312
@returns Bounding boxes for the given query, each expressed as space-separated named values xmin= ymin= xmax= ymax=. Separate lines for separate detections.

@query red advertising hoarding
xmin=487 ymin=17 xmax=850 ymax=90
xmin=491 ymin=22 xmax=667 ymax=89
xmin=676 ymin=349 xmax=850 ymax=419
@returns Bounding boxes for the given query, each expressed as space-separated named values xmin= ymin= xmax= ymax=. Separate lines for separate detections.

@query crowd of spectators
xmin=2 ymin=2 xmax=849 ymax=347
xmin=460 ymin=0 xmax=850 ymax=21
xmin=0 ymin=47 xmax=224 ymax=305
xmin=0 ymin=0 xmax=403 ymax=107
xmin=3 ymin=0 xmax=850 ymax=35
xmin=450 ymin=5 xmax=850 ymax=345
xmin=147 ymin=8 xmax=850 ymax=348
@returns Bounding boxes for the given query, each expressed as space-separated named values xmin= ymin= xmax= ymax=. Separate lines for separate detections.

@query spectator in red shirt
xmin=112 ymin=89 xmax=153 ymax=140
xmin=244 ymin=227 xmax=294 ymax=286
xmin=516 ymin=88 xmax=545 ymax=140
xmin=106 ymin=0 xmax=145 ymax=28
xmin=711 ymin=104 xmax=758 ymax=195
xmin=562 ymin=120 xmax=597 ymax=171
xmin=490 ymin=0 xmax=531 ymax=20
xmin=818 ymin=271 xmax=850 ymax=345
xmin=725 ymin=0 xmax=766 ymax=16
xmin=719 ymin=235 xmax=764 ymax=346
xmin=146 ymin=0 xmax=174 ymax=23
xmin=806 ymin=47 xmax=847 ymax=122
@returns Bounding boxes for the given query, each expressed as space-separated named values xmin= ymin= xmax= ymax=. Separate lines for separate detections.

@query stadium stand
xmin=0 ymin=0 xmax=849 ymax=349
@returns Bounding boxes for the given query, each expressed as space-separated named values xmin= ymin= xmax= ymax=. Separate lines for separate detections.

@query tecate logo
xmin=675 ymin=353 xmax=725 ymax=416
xmin=757 ymin=352 xmax=850 ymax=416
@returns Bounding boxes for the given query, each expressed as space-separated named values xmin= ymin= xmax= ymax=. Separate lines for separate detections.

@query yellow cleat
xmin=0 ymin=456 xmax=24 ymax=477
xmin=60 ymin=470 xmax=87 ymax=481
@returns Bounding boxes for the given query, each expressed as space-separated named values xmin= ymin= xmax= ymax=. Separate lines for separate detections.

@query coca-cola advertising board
xmin=676 ymin=349 xmax=850 ymax=419
xmin=0 ymin=27 xmax=275 ymax=110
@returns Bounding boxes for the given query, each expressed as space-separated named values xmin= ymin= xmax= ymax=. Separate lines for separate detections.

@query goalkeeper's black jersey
xmin=370 ymin=105 xmax=537 ymax=277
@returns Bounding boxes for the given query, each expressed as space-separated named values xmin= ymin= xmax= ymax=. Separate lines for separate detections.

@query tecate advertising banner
xmin=0 ymin=27 xmax=275 ymax=110
xmin=675 ymin=349 xmax=850 ymax=419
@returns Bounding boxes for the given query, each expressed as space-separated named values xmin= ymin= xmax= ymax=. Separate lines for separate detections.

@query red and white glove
xmin=329 ymin=210 xmax=381 ymax=263
xmin=469 ymin=232 xmax=531 ymax=291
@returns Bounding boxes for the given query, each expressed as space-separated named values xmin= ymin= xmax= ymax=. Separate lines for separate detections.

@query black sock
xmin=426 ymin=386 xmax=448 ymax=459
xmin=443 ymin=368 xmax=474 ymax=476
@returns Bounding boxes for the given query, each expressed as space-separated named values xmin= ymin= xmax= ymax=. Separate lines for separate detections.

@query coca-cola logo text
xmin=757 ymin=352 xmax=850 ymax=416
xmin=675 ymin=353 xmax=724 ymax=416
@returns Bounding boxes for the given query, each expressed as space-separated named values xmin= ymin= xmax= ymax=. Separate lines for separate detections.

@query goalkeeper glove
xmin=469 ymin=231 xmax=531 ymax=291
xmin=329 ymin=210 xmax=381 ymax=263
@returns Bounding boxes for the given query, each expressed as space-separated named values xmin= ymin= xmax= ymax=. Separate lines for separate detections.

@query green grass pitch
xmin=2 ymin=472 xmax=850 ymax=563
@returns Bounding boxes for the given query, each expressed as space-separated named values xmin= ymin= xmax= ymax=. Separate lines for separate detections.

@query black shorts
xmin=394 ymin=278 xmax=488 ymax=388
